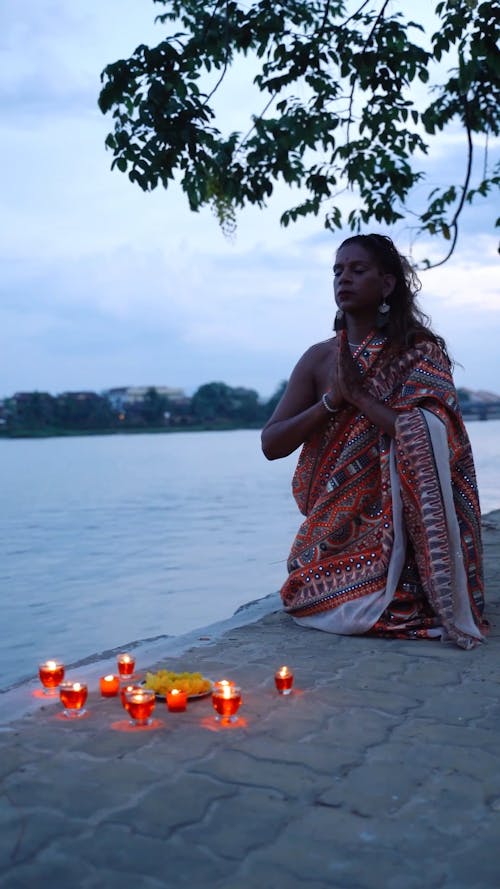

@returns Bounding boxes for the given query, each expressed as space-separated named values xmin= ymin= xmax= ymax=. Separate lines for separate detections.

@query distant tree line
xmin=0 ymin=381 xmax=287 ymax=437
xmin=1 ymin=383 xmax=498 ymax=436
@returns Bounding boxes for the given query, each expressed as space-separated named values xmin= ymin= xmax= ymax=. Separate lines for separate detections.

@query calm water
xmin=1 ymin=422 xmax=499 ymax=692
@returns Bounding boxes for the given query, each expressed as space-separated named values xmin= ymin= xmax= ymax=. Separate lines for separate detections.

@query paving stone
xmin=0 ymin=804 xmax=83 ymax=870
xmin=4 ymin=755 xmax=155 ymax=820
xmin=179 ymin=785 xmax=291 ymax=861
xmin=191 ymin=747 xmax=326 ymax=800
xmin=238 ymin=734 xmax=362 ymax=774
xmin=82 ymin=869 xmax=166 ymax=889
xmin=222 ymin=858 xmax=333 ymax=889
xmin=0 ymin=798 xmax=25 ymax=871
xmin=112 ymin=772 xmax=236 ymax=837
xmin=0 ymin=854 xmax=96 ymax=889
xmin=317 ymin=758 xmax=431 ymax=816
xmin=391 ymin=717 xmax=500 ymax=752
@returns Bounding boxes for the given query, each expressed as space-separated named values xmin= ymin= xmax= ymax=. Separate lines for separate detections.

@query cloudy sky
xmin=1 ymin=0 xmax=499 ymax=401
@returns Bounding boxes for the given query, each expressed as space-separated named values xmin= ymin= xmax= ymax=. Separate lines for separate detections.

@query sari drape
xmin=281 ymin=334 xmax=485 ymax=649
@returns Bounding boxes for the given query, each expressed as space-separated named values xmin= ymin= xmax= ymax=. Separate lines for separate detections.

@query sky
xmin=1 ymin=0 xmax=499 ymax=401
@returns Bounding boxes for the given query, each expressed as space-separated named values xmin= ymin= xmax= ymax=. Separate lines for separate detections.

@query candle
xmin=117 ymin=653 xmax=135 ymax=678
xmin=99 ymin=674 xmax=120 ymax=697
xmin=212 ymin=683 xmax=242 ymax=723
xmin=38 ymin=660 xmax=65 ymax=694
xmin=166 ymin=688 xmax=187 ymax=712
xmin=120 ymin=684 xmax=140 ymax=711
xmin=125 ymin=688 xmax=156 ymax=726
xmin=59 ymin=681 xmax=88 ymax=718
xmin=274 ymin=666 xmax=294 ymax=695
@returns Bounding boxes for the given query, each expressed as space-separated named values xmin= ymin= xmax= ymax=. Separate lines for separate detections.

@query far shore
xmin=1 ymin=414 xmax=499 ymax=441
xmin=0 ymin=421 xmax=264 ymax=440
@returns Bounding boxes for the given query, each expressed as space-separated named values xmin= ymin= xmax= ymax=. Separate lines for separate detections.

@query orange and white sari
xmin=281 ymin=333 xmax=485 ymax=649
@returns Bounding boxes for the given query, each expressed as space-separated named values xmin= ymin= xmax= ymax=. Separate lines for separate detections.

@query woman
xmin=261 ymin=234 xmax=485 ymax=649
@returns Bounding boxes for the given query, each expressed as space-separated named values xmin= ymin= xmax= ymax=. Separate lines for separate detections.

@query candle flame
xmin=73 ymin=683 xmax=82 ymax=691
xmin=171 ymin=688 xmax=180 ymax=696
xmin=46 ymin=660 xmax=57 ymax=670
xmin=104 ymin=674 xmax=114 ymax=682
xmin=278 ymin=666 xmax=290 ymax=677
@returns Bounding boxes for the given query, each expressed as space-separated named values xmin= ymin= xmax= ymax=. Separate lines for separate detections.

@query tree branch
xmin=346 ymin=0 xmax=390 ymax=150
xmin=425 ymin=92 xmax=474 ymax=269
xmin=204 ymin=0 xmax=231 ymax=105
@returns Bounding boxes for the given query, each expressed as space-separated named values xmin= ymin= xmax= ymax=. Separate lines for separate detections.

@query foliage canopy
xmin=99 ymin=0 xmax=500 ymax=264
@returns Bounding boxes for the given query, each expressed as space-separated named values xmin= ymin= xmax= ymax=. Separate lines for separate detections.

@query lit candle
xmin=125 ymin=688 xmax=156 ymax=726
xmin=274 ymin=666 xmax=294 ymax=695
xmin=166 ymin=688 xmax=187 ymax=712
xmin=99 ymin=674 xmax=120 ymax=697
xmin=120 ymin=684 xmax=140 ymax=711
xmin=117 ymin=653 xmax=136 ymax=678
xmin=213 ymin=679 xmax=235 ymax=691
xmin=59 ymin=681 xmax=88 ymax=718
xmin=38 ymin=660 xmax=65 ymax=694
xmin=212 ymin=683 xmax=242 ymax=723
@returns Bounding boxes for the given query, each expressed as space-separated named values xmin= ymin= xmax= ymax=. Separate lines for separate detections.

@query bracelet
xmin=322 ymin=392 xmax=339 ymax=414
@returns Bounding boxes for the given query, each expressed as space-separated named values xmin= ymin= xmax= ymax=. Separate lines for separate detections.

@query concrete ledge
xmin=1 ymin=512 xmax=499 ymax=889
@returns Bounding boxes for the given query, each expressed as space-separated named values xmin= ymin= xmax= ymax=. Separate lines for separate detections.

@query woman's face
xmin=333 ymin=243 xmax=395 ymax=321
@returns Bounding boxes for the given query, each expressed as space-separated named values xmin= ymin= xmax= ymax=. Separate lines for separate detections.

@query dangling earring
xmin=376 ymin=297 xmax=390 ymax=330
xmin=334 ymin=308 xmax=346 ymax=332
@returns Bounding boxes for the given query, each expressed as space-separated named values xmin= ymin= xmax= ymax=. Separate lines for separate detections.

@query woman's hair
xmin=339 ymin=233 xmax=450 ymax=361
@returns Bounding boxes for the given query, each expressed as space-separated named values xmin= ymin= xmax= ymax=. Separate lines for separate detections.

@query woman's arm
xmin=261 ymin=344 xmax=338 ymax=460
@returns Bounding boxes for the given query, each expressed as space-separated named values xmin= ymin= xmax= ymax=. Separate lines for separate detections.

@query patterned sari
xmin=281 ymin=333 xmax=485 ymax=649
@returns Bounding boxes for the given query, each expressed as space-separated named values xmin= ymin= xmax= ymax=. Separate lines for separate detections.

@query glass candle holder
xmin=99 ymin=674 xmax=120 ymax=697
xmin=212 ymin=684 xmax=242 ymax=723
xmin=214 ymin=679 xmax=234 ymax=690
xmin=166 ymin=688 xmax=187 ymax=712
xmin=274 ymin=666 xmax=294 ymax=695
xmin=117 ymin=653 xmax=136 ymax=678
xmin=38 ymin=660 xmax=65 ymax=695
xmin=59 ymin=681 xmax=88 ymax=718
xmin=125 ymin=688 xmax=156 ymax=726
xmin=120 ymin=684 xmax=140 ymax=711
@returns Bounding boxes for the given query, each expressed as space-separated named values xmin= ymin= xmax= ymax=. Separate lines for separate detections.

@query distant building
xmin=103 ymin=386 xmax=189 ymax=411
xmin=58 ymin=391 xmax=100 ymax=401
xmin=458 ymin=388 xmax=500 ymax=420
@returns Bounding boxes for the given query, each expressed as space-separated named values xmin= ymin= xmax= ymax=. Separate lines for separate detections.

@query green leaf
xmin=97 ymin=0 xmax=500 ymax=264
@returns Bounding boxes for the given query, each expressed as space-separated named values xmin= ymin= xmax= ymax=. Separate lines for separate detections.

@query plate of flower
xmin=142 ymin=669 xmax=213 ymax=700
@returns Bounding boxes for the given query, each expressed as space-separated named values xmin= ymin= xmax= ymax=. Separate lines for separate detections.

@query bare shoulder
xmin=296 ymin=337 xmax=336 ymax=371
xmin=263 ymin=337 xmax=336 ymax=425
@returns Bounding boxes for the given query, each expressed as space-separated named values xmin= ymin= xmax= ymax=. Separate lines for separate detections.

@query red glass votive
xmin=120 ymin=684 xmax=140 ymax=711
xmin=39 ymin=660 xmax=65 ymax=694
xmin=59 ymin=681 xmax=88 ymax=718
xmin=117 ymin=653 xmax=135 ymax=678
xmin=99 ymin=674 xmax=120 ymax=697
xmin=125 ymin=688 xmax=156 ymax=726
xmin=274 ymin=666 xmax=294 ymax=695
xmin=166 ymin=689 xmax=187 ymax=712
xmin=212 ymin=684 xmax=242 ymax=722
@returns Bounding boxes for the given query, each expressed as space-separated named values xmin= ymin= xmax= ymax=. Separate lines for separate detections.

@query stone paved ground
xmin=1 ymin=514 xmax=499 ymax=889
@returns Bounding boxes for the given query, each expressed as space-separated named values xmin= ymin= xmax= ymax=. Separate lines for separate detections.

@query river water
xmin=1 ymin=422 xmax=499 ymax=693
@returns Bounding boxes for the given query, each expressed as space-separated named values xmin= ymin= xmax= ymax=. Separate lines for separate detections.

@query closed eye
xmin=333 ymin=265 xmax=369 ymax=275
